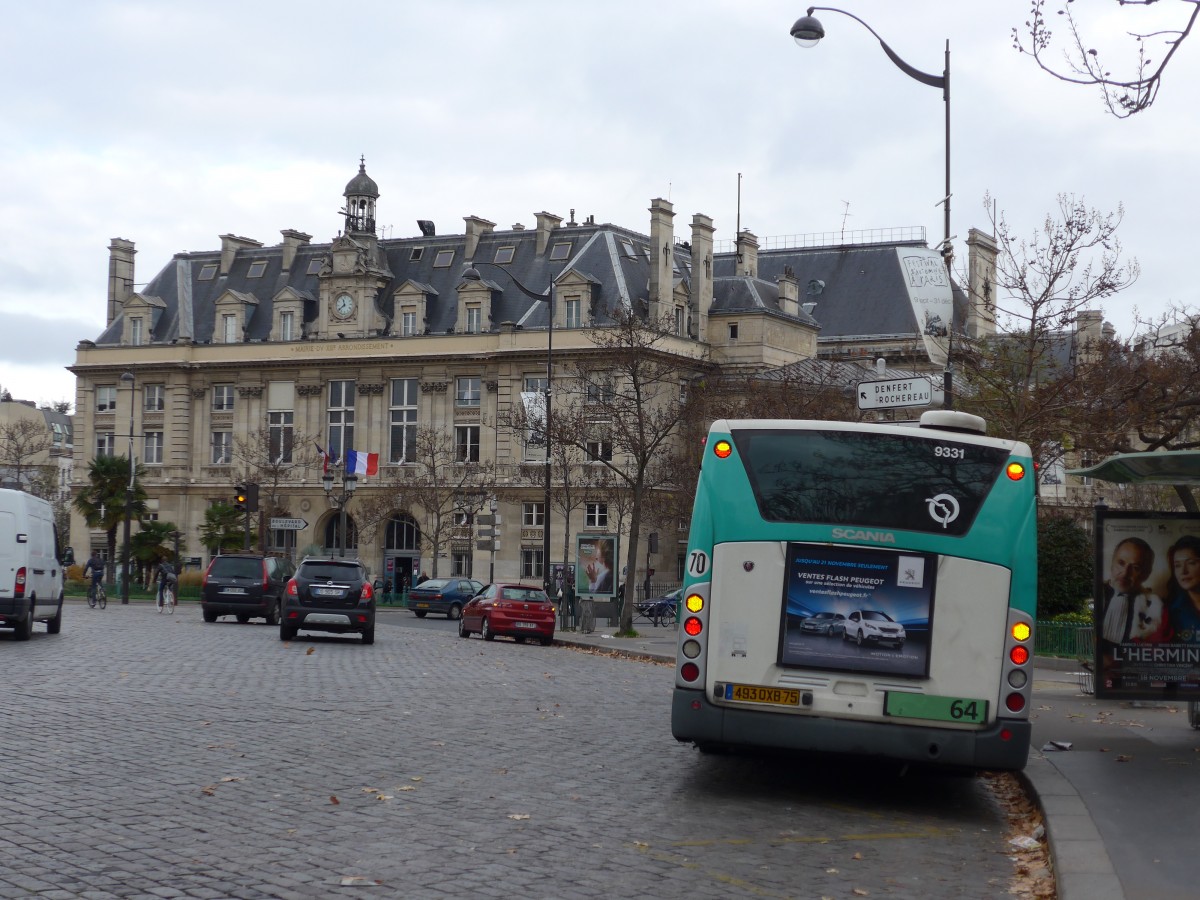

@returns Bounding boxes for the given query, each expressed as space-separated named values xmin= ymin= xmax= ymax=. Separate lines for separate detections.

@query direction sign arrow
xmin=856 ymin=377 xmax=934 ymax=411
xmin=269 ymin=517 xmax=308 ymax=531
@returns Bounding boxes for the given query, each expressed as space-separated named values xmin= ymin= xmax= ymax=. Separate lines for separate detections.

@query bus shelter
xmin=1067 ymin=449 xmax=1200 ymax=719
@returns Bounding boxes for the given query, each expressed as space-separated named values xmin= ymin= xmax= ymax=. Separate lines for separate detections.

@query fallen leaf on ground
xmin=853 ymin=890 xmax=869 ymax=897
xmin=330 ymin=795 xmax=340 ymax=804
xmin=339 ymin=876 xmax=381 ymax=886
xmin=200 ymin=785 xmax=216 ymax=796
xmin=851 ymin=851 xmax=863 ymax=860
xmin=397 ymin=785 xmax=415 ymax=792
xmin=1117 ymin=754 xmax=1133 ymax=762
xmin=508 ymin=814 xmax=530 ymax=820
xmin=306 ymin=647 xmax=315 ymax=655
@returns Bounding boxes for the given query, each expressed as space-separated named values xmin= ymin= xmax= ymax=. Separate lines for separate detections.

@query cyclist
xmin=84 ymin=551 xmax=104 ymax=604
xmin=156 ymin=560 xmax=177 ymax=612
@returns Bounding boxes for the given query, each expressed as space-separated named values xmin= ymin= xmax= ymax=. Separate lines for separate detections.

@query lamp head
xmin=790 ymin=13 xmax=824 ymax=47
xmin=120 ymin=371 xmax=135 ymax=385
xmin=346 ymin=473 xmax=358 ymax=495
xmin=322 ymin=470 xmax=334 ymax=493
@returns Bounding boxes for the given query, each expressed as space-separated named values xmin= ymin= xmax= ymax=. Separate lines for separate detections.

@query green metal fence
xmin=1034 ymin=621 xmax=1093 ymax=659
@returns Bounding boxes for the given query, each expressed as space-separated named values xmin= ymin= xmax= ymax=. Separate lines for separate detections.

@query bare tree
xmin=1014 ymin=0 xmax=1199 ymax=117
xmin=356 ymin=425 xmax=495 ymax=578
xmin=556 ymin=310 xmax=705 ymax=634
xmin=958 ymin=194 xmax=1139 ymax=474
xmin=232 ymin=425 xmax=318 ymax=551
xmin=0 ymin=417 xmax=53 ymax=491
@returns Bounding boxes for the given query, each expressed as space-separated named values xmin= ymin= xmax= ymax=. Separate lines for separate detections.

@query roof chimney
xmin=736 ymin=230 xmax=758 ymax=278
xmin=690 ymin=214 xmax=715 ymax=342
xmin=219 ymin=234 xmax=263 ymax=276
xmin=535 ymin=211 xmax=562 ymax=255
xmin=463 ymin=215 xmax=496 ymax=260
xmin=777 ymin=269 xmax=799 ymax=317
xmin=107 ymin=238 xmax=136 ymax=327
xmin=280 ymin=229 xmax=312 ymax=272
xmin=648 ymin=198 xmax=675 ymax=321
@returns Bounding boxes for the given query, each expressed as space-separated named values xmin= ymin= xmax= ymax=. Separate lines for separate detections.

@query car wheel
xmin=14 ymin=608 xmax=34 ymax=641
xmin=202 ymin=608 xmax=218 ymax=623
xmin=47 ymin=599 xmax=63 ymax=635
xmin=515 ymin=636 xmax=525 ymax=644
xmin=237 ymin=614 xmax=250 ymax=624
xmin=481 ymin=618 xmax=495 ymax=641
xmin=265 ymin=598 xmax=280 ymax=626
xmin=413 ymin=610 xmax=428 ymax=619
xmin=841 ymin=629 xmax=848 ymax=642
xmin=447 ymin=603 xmax=462 ymax=620
xmin=540 ymin=636 xmax=553 ymax=647
xmin=458 ymin=618 xmax=470 ymax=638
xmin=362 ymin=627 xmax=375 ymax=645
xmin=280 ymin=624 xmax=297 ymax=641
xmin=856 ymin=630 xmax=864 ymax=647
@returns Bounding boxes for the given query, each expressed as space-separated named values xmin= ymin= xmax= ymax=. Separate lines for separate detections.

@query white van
xmin=0 ymin=488 xmax=65 ymax=640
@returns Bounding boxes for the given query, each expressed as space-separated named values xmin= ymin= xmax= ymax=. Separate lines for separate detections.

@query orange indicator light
xmin=685 ymin=593 xmax=704 ymax=613
xmin=1012 ymin=622 xmax=1031 ymax=642
xmin=1006 ymin=462 xmax=1026 ymax=481
xmin=713 ymin=440 xmax=733 ymax=459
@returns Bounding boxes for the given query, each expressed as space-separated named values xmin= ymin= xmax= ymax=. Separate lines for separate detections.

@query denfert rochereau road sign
xmin=857 ymin=377 xmax=933 ymax=410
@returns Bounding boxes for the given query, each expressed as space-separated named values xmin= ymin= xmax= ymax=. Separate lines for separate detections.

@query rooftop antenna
xmin=840 ymin=201 xmax=852 ymax=242
xmin=736 ymin=172 xmax=742 ymax=263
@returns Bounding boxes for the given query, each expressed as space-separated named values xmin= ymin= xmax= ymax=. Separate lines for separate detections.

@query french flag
xmin=345 ymin=449 xmax=379 ymax=476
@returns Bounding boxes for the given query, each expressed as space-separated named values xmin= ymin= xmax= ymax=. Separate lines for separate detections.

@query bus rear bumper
xmin=672 ymin=688 xmax=1030 ymax=770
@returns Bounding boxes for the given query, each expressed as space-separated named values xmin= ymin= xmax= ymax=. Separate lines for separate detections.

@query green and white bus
xmin=672 ymin=411 xmax=1037 ymax=770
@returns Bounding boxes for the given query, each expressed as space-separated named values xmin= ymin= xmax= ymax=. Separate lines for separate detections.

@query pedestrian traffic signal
xmin=245 ymin=483 xmax=259 ymax=513
xmin=234 ymin=483 xmax=248 ymax=512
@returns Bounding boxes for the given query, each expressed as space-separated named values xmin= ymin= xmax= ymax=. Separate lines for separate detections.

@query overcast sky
xmin=2 ymin=0 xmax=1196 ymax=407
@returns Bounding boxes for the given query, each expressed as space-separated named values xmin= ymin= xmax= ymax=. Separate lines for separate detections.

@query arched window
xmin=324 ymin=515 xmax=357 ymax=552
xmin=385 ymin=515 xmax=420 ymax=551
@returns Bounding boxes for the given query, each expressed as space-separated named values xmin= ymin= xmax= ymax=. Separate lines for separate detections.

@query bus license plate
xmin=884 ymin=693 xmax=989 ymax=724
xmin=726 ymin=684 xmax=801 ymax=706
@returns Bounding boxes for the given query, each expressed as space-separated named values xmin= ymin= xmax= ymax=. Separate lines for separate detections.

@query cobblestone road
xmin=0 ymin=603 xmax=1018 ymax=898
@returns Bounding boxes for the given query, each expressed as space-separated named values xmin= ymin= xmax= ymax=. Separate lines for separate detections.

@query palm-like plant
xmin=131 ymin=519 xmax=180 ymax=586
xmin=200 ymin=502 xmax=245 ymax=555
xmin=73 ymin=455 xmax=147 ymax=581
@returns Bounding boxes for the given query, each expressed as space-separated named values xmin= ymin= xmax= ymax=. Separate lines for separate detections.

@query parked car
xmin=281 ymin=557 xmax=375 ymax=644
xmin=0 ymin=488 xmax=65 ymax=640
xmin=843 ymin=609 xmax=905 ymax=648
xmin=406 ymin=577 xmax=484 ymax=620
xmin=636 ymin=588 xmax=681 ymax=626
xmin=799 ymin=611 xmax=845 ymax=636
xmin=459 ymin=583 xmax=555 ymax=645
xmin=202 ymin=553 xmax=295 ymax=624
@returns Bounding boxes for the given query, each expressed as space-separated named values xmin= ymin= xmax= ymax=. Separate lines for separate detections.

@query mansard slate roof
xmin=91 ymin=214 xmax=959 ymax=347
xmin=712 ymin=242 xmax=968 ymax=340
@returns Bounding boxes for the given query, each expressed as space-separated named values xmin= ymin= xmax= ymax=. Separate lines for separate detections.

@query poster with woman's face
xmin=575 ymin=535 xmax=618 ymax=598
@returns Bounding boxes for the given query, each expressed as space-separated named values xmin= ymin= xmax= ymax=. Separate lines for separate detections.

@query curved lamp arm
xmin=461 ymin=262 xmax=550 ymax=304
xmin=794 ymin=6 xmax=946 ymax=98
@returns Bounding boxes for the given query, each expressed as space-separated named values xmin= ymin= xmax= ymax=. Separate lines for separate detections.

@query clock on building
xmin=333 ymin=292 xmax=356 ymax=319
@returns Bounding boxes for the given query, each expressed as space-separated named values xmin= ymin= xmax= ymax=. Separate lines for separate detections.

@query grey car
xmin=201 ymin=554 xmax=295 ymax=624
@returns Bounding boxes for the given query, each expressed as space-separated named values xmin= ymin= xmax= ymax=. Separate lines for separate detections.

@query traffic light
xmin=234 ymin=483 xmax=248 ymax=512
xmin=245 ymin=483 xmax=259 ymax=513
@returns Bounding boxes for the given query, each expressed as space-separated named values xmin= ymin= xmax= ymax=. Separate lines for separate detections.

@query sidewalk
xmin=556 ymin=624 xmax=1200 ymax=900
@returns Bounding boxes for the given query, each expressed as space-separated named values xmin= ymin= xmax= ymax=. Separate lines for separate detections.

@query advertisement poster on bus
xmin=1094 ymin=509 xmax=1200 ymax=700
xmin=779 ymin=543 xmax=936 ymax=678
xmin=575 ymin=535 xmax=618 ymax=598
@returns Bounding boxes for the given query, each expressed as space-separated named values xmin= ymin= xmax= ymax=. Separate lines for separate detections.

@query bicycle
xmin=156 ymin=574 xmax=177 ymax=615
xmin=579 ymin=597 xmax=596 ymax=635
xmin=88 ymin=581 xmax=107 ymax=610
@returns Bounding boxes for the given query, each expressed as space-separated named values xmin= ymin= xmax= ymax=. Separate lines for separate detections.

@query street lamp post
xmin=322 ymin=464 xmax=358 ymax=558
xmin=488 ymin=495 xmax=498 ymax=583
xmin=119 ymin=371 xmax=136 ymax=604
xmin=791 ymin=6 xmax=954 ymax=407
xmin=461 ymin=263 xmax=555 ymax=594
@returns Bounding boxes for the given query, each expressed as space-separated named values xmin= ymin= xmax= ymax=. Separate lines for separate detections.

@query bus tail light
xmin=1005 ymin=693 xmax=1026 ymax=713
xmin=713 ymin=439 xmax=733 ymax=459
xmin=680 ymin=662 xmax=700 ymax=682
xmin=1009 ymin=645 xmax=1029 ymax=666
xmin=684 ymin=593 xmax=704 ymax=613
xmin=684 ymin=616 xmax=703 ymax=636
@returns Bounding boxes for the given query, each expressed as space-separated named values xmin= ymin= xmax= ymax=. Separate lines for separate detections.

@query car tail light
xmin=262 ymin=560 xmax=270 ymax=592
xmin=286 ymin=578 xmax=298 ymax=596
xmin=361 ymin=581 xmax=374 ymax=600
xmin=202 ymin=558 xmax=216 ymax=587
xmin=14 ymin=567 xmax=26 ymax=600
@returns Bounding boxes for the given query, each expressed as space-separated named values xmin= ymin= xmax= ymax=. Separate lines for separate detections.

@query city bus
xmin=671 ymin=411 xmax=1037 ymax=770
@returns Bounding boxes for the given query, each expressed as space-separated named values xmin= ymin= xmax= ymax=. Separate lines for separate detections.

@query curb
xmin=1017 ymin=754 xmax=1123 ymax=900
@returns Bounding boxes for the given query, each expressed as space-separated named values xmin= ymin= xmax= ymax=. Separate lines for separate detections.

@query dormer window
xmin=433 ymin=249 xmax=454 ymax=268
xmin=410 ymin=247 xmax=424 ymax=261
xmin=280 ymin=311 xmax=294 ymax=341
xmin=494 ymin=246 xmax=516 ymax=264
xmin=550 ymin=241 xmax=572 ymax=261
xmin=199 ymin=263 xmax=218 ymax=280
xmin=466 ymin=305 xmax=482 ymax=334
xmin=247 ymin=260 xmax=267 ymax=278
xmin=620 ymin=239 xmax=635 ymax=259
xmin=306 ymin=258 xmax=324 ymax=275
xmin=130 ymin=317 xmax=144 ymax=346
xmin=222 ymin=314 xmax=238 ymax=343
xmin=728 ymin=322 xmax=739 ymax=341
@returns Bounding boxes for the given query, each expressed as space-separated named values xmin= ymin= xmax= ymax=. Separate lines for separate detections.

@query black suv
xmin=281 ymin=557 xmax=375 ymax=644
xmin=201 ymin=554 xmax=295 ymax=624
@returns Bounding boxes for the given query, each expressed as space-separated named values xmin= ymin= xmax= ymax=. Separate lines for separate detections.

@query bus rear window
xmin=731 ymin=429 xmax=1010 ymax=537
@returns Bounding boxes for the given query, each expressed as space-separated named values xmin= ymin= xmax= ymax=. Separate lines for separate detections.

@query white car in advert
xmin=843 ymin=609 xmax=905 ymax=648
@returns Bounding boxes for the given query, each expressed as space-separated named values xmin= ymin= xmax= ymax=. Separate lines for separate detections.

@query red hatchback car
xmin=459 ymin=583 xmax=556 ymax=645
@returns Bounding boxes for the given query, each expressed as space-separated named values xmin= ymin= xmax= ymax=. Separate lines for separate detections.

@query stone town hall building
xmin=69 ymin=161 xmax=995 ymax=587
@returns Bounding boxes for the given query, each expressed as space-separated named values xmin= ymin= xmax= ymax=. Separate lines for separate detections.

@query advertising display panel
xmin=1095 ymin=509 xmax=1200 ymax=700
xmin=779 ymin=543 xmax=936 ymax=678
xmin=575 ymin=534 xmax=618 ymax=598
